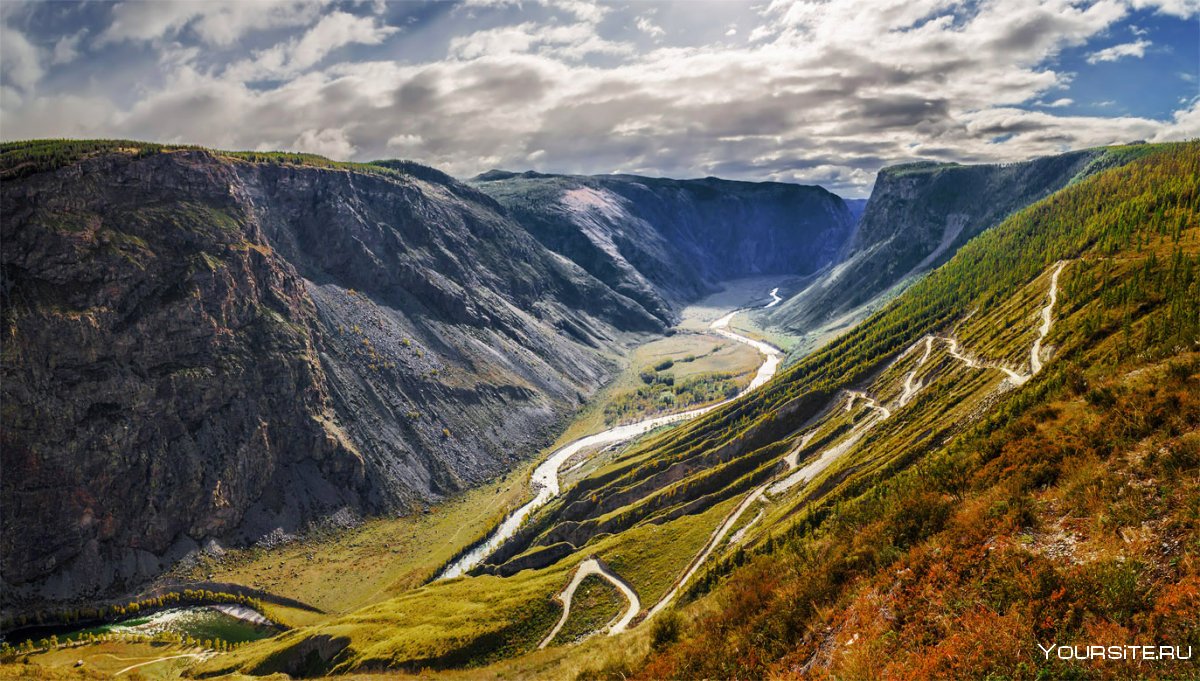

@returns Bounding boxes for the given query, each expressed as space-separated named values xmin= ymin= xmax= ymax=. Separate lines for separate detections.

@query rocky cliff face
xmin=1 ymin=148 xmax=847 ymax=607
xmin=0 ymin=149 xmax=659 ymax=605
xmin=1 ymin=151 xmax=372 ymax=602
xmin=471 ymin=171 xmax=856 ymax=319
xmin=763 ymin=149 xmax=1113 ymax=336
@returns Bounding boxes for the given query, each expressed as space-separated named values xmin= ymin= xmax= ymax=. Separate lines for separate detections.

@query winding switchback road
xmin=538 ymin=558 xmax=641 ymax=648
xmin=899 ymin=336 xmax=934 ymax=406
xmin=1030 ymin=261 xmax=1067 ymax=375
xmin=647 ymin=262 xmax=1072 ymax=617
xmin=765 ymin=287 xmax=782 ymax=308
xmin=646 ymin=484 xmax=769 ymax=620
xmin=436 ymin=290 xmax=784 ymax=580
xmin=940 ymin=260 xmax=1067 ymax=385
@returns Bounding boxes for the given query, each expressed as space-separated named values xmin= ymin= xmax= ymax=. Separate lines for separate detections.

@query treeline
xmin=604 ymin=369 xmax=740 ymax=425
xmin=623 ymin=144 xmax=1200 ymax=679
xmin=0 ymin=138 xmax=415 ymax=183
xmin=600 ymin=142 xmax=1198 ymax=507
xmin=0 ymin=139 xmax=195 ymax=180
xmin=1 ymin=589 xmax=265 ymax=636
xmin=0 ymin=629 xmax=253 ymax=660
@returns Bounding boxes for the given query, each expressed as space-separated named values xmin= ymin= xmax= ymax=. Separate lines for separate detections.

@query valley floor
xmin=1 ymin=277 xmax=794 ymax=679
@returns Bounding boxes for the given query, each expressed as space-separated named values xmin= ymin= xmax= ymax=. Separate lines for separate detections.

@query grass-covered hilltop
xmin=1 ymin=140 xmax=1197 ymax=680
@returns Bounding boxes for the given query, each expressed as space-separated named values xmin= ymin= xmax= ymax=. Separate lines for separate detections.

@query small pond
xmin=4 ymin=605 xmax=279 ymax=646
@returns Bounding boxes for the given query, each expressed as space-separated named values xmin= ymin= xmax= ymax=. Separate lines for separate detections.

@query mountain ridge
xmin=758 ymin=145 xmax=1167 ymax=355
xmin=0 ymin=140 xmax=853 ymax=609
xmin=184 ymin=141 xmax=1198 ymax=679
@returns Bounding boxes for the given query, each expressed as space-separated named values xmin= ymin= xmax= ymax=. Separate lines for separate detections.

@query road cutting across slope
xmin=538 ymin=558 xmax=641 ymax=648
xmin=437 ymin=290 xmax=784 ymax=580
xmin=642 ymin=262 xmax=1072 ymax=621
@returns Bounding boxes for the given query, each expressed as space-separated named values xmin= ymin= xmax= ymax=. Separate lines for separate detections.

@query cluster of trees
xmin=629 ymin=143 xmax=1200 ymax=679
xmin=0 ymin=139 xmax=194 ymax=180
xmin=605 ymin=367 xmax=740 ymax=426
xmin=0 ymin=629 xmax=254 ymax=660
xmin=2 ymin=589 xmax=266 ymax=638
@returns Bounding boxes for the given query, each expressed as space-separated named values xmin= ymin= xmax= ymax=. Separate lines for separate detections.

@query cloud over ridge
xmin=1 ymin=0 xmax=1197 ymax=195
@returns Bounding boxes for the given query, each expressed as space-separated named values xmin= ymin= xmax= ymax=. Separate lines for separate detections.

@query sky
xmin=1 ymin=0 xmax=1197 ymax=197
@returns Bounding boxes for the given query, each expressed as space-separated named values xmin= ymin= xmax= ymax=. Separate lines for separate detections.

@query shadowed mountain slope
xmin=193 ymin=142 xmax=1198 ymax=678
xmin=761 ymin=146 xmax=1160 ymax=345
xmin=0 ymin=141 xmax=851 ymax=608
xmin=470 ymin=171 xmax=857 ymax=321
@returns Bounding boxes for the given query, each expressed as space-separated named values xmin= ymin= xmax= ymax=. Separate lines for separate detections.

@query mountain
xmin=636 ymin=140 xmax=1200 ymax=680
xmin=192 ymin=142 xmax=1198 ymax=678
xmin=0 ymin=141 xmax=851 ymax=607
xmin=470 ymin=171 xmax=856 ymax=319
xmin=760 ymin=147 xmax=1154 ymax=348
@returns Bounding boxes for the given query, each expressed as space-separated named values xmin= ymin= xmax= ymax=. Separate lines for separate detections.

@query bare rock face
xmin=1 ymin=149 xmax=854 ymax=608
xmin=471 ymin=171 xmax=857 ymax=316
xmin=763 ymin=150 xmax=1112 ymax=334
xmin=0 ymin=150 xmax=644 ymax=606
xmin=2 ymin=151 xmax=372 ymax=601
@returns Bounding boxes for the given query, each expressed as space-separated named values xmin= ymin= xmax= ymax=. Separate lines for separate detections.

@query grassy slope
xmin=1 ymin=640 xmax=209 ymax=679
xmin=205 ymin=143 xmax=1196 ymax=677
xmin=8 ymin=141 xmax=1194 ymax=679
xmin=632 ymin=142 xmax=1200 ymax=679
xmin=171 ymin=454 xmax=543 ymax=627
xmin=548 ymin=576 xmax=623 ymax=647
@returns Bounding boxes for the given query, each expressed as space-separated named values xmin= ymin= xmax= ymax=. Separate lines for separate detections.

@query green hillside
xmin=185 ymin=142 xmax=1198 ymax=678
xmin=634 ymin=141 xmax=1200 ymax=679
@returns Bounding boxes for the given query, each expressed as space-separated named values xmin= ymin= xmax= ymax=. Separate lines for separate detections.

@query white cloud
xmin=1130 ymin=0 xmax=1200 ymax=18
xmin=448 ymin=22 xmax=631 ymax=60
xmin=0 ymin=24 xmax=43 ymax=92
xmin=1086 ymin=38 xmax=1151 ymax=63
xmin=636 ymin=17 xmax=665 ymax=38
xmin=225 ymin=11 xmax=397 ymax=80
xmin=1153 ymin=99 xmax=1200 ymax=139
xmin=1043 ymin=97 xmax=1074 ymax=107
xmin=98 ymin=0 xmax=326 ymax=46
xmin=52 ymin=30 xmax=87 ymax=66
xmin=292 ymin=127 xmax=357 ymax=159
xmin=554 ymin=0 xmax=609 ymax=23
xmin=387 ymin=133 xmax=424 ymax=152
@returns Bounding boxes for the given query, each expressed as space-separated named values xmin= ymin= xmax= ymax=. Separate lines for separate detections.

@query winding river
xmin=436 ymin=288 xmax=784 ymax=580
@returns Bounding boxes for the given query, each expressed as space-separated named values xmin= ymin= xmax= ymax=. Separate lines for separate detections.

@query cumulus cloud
xmin=226 ymin=11 xmax=398 ymax=80
xmin=3 ymin=0 xmax=1199 ymax=197
xmin=1130 ymin=0 xmax=1200 ymax=17
xmin=1086 ymin=38 xmax=1151 ymax=62
xmin=636 ymin=17 xmax=665 ymax=38
xmin=555 ymin=0 xmax=609 ymax=23
xmin=448 ymin=21 xmax=631 ymax=60
xmin=291 ymin=127 xmax=357 ymax=159
xmin=98 ymin=0 xmax=326 ymax=46
xmin=0 ymin=24 xmax=43 ymax=92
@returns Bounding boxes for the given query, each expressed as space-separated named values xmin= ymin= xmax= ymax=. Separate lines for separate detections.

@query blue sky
xmin=1 ymin=0 xmax=1197 ymax=196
